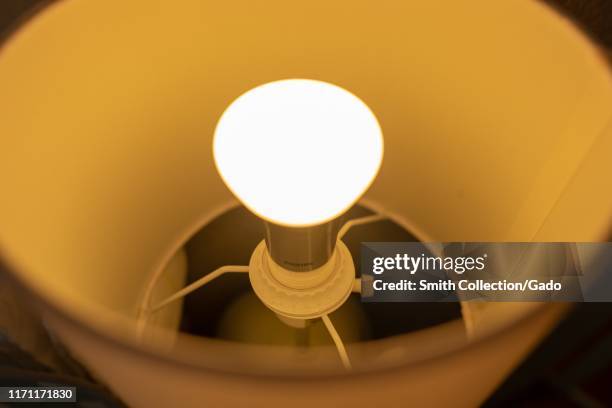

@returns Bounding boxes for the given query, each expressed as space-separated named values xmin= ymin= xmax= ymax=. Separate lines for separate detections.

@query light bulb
xmin=214 ymin=79 xmax=383 ymax=272
xmin=213 ymin=79 xmax=383 ymax=228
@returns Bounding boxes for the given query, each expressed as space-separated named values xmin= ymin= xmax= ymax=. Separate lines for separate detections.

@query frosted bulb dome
xmin=213 ymin=79 xmax=383 ymax=227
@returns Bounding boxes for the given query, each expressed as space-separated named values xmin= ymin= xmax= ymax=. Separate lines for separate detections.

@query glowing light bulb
xmin=213 ymin=79 xmax=383 ymax=227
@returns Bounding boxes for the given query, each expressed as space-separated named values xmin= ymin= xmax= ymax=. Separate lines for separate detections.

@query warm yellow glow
xmin=213 ymin=79 xmax=384 ymax=227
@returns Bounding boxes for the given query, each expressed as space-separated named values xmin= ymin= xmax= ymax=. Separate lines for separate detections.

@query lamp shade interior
xmin=0 ymin=0 xmax=610 ymax=406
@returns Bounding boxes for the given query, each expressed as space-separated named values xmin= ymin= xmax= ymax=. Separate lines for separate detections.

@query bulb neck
xmin=263 ymin=219 xmax=340 ymax=272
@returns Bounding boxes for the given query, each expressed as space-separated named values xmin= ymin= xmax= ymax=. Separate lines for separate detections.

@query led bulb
xmin=213 ymin=79 xmax=383 ymax=227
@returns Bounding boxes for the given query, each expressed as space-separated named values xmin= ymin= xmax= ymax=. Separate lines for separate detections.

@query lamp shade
xmin=0 ymin=0 xmax=610 ymax=407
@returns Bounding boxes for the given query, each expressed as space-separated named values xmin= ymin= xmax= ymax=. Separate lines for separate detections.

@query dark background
xmin=1 ymin=1 xmax=611 ymax=407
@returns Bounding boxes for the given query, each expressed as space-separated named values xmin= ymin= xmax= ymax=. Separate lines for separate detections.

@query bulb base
xmin=263 ymin=220 xmax=340 ymax=272
xmin=248 ymin=240 xmax=355 ymax=321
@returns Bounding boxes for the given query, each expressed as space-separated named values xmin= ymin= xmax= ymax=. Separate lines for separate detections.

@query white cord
xmin=321 ymin=314 xmax=352 ymax=370
xmin=337 ymin=214 xmax=386 ymax=239
xmin=148 ymin=265 xmax=249 ymax=312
